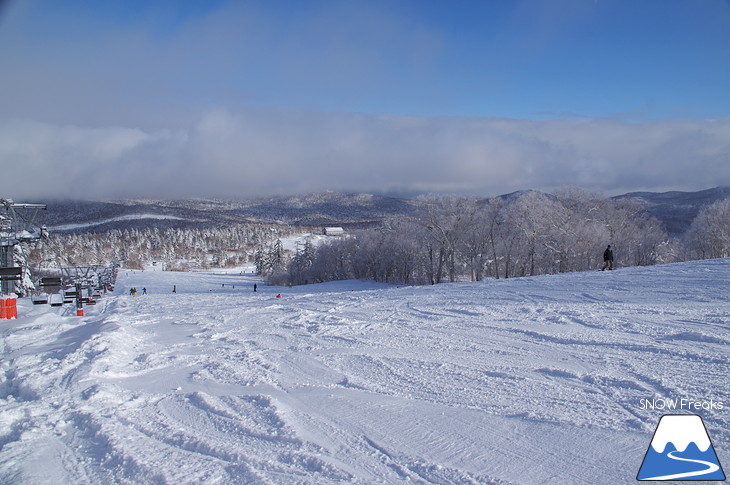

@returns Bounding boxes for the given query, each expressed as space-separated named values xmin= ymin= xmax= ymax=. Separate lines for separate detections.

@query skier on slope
xmin=601 ymin=245 xmax=614 ymax=271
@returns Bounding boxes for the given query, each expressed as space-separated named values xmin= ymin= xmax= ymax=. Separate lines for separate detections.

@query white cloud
xmin=2 ymin=110 xmax=729 ymax=200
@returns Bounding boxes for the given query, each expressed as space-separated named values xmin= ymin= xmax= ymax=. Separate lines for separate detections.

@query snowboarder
xmin=601 ymin=245 xmax=614 ymax=271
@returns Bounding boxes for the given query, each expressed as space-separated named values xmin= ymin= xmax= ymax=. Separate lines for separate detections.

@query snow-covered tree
xmin=684 ymin=199 xmax=730 ymax=259
xmin=13 ymin=244 xmax=34 ymax=297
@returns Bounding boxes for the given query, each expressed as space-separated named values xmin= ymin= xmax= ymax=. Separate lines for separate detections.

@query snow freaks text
xmin=640 ymin=398 xmax=724 ymax=411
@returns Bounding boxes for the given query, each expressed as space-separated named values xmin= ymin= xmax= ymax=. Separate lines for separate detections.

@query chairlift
xmin=32 ymin=294 xmax=49 ymax=305
xmin=49 ymin=294 xmax=63 ymax=307
xmin=39 ymin=277 xmax=62 ymax=288
xmin=0 ymin=267 xmax=22 ymax=281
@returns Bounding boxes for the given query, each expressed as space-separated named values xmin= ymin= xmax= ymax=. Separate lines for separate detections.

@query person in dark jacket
xmin=601 ymin=245 xmax=614 ymax=271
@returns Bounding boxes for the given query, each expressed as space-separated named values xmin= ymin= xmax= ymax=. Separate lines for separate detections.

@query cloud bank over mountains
xmin=2 ymin=110 xmax=728 ymax=200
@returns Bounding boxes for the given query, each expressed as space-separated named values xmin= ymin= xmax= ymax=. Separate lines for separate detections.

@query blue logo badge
xmin=637 ymin=414 xmax=725 ymax=481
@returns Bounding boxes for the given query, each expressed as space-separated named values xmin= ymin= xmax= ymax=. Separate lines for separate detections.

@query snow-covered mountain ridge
xmin=34 ymin=186 xmax=729 ymax=235
xmin=37 ymin=192 xmax=415 ymax=233
xmin=615 ymin=186 xmax=730 ymax=237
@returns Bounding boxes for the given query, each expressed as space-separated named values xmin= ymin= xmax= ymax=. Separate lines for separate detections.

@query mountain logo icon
xmin=637 ymin=414 xmax=726 ymax=481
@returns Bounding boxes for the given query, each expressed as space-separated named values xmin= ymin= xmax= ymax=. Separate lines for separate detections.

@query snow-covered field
xmin=1 ymin=259 xmax=728 ymax=484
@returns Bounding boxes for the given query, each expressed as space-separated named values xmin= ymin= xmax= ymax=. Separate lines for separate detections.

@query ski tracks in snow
xmin=1 ymin=260 xmax=729 ymax=483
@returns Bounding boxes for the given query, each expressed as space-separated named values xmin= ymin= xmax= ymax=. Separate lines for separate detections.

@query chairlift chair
xmin=63 ymin=289 xmax=77 ymax=303
xmin=49 ymin=294 xmax=63 ymax=307
xmin=0 ymin=267 xmax=22 ymax=280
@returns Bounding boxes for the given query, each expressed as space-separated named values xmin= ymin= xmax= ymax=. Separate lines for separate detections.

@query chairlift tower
xmin=0 ymin=199 xmax=48 ymax=295
xmin=60 ymin=265 xmax=101 ymax=316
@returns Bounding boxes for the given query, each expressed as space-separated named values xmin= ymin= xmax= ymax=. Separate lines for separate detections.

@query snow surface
xmin=49 ymin=214 xmax=188 ymax=232
xmin=1 ymin=259 xmax=728 ymax=484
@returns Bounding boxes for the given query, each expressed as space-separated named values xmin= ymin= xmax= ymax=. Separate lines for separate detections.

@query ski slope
xmin=49 ymin=214 xmax=189 ymax=232
xmin=1 ymin=259 xmax=728 ymax=484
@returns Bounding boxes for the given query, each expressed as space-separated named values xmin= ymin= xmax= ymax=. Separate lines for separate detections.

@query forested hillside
xmin=266 ymin=189 xmax=673 ymax=286
xmin=22 ymin=188 xmax=730 ymax=289
xmin=27 ymin=223 xmax=305 ymax=272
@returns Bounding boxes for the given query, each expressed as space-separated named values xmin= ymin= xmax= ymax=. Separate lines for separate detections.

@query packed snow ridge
xmin=1 ymin=259 xmax=728 ymax=484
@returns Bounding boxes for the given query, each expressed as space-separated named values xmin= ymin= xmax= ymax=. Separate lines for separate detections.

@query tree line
xmin=263 ymin=189 xmax=729 ymax=286
xmin=27 ymin=224 xmax=302 ymax=273
xmin=22 ymin=189 xmax=730 ymax=291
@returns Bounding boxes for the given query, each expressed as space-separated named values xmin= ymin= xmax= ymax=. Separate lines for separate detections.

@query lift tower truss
xmin=1 ymin=199 xmax=48 ymax=295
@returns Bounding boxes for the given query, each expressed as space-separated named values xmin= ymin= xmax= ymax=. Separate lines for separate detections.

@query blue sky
xmin=1 ymin=0 xmax=729 ymax=199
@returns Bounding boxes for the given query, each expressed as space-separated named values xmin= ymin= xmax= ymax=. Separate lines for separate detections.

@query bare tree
xmin=418 ymin=195 xmax=474 ymax=283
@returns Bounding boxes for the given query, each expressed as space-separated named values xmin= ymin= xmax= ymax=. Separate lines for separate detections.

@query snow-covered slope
xmin=49 ymin=213 xmax=189 ymax=232
xmin=1 ymin=260 xmax=728 ymax=484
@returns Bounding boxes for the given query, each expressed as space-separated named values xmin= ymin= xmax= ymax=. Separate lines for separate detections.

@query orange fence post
xmin=8 ymin=298 xmax=16 ymax=319
xmin=1 ymin=297 xmax=16 ymax=320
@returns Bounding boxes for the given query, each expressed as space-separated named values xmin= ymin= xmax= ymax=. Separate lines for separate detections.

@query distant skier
xmin=253 ymin=284 xmax=257 ymax=292
xmin=172 ymin=285 xmax=177 ymax=293
xmin=601 ymin=245 xmax=614 ymax=271
xmin=142 ymin=288 xmax=147 ymax=295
